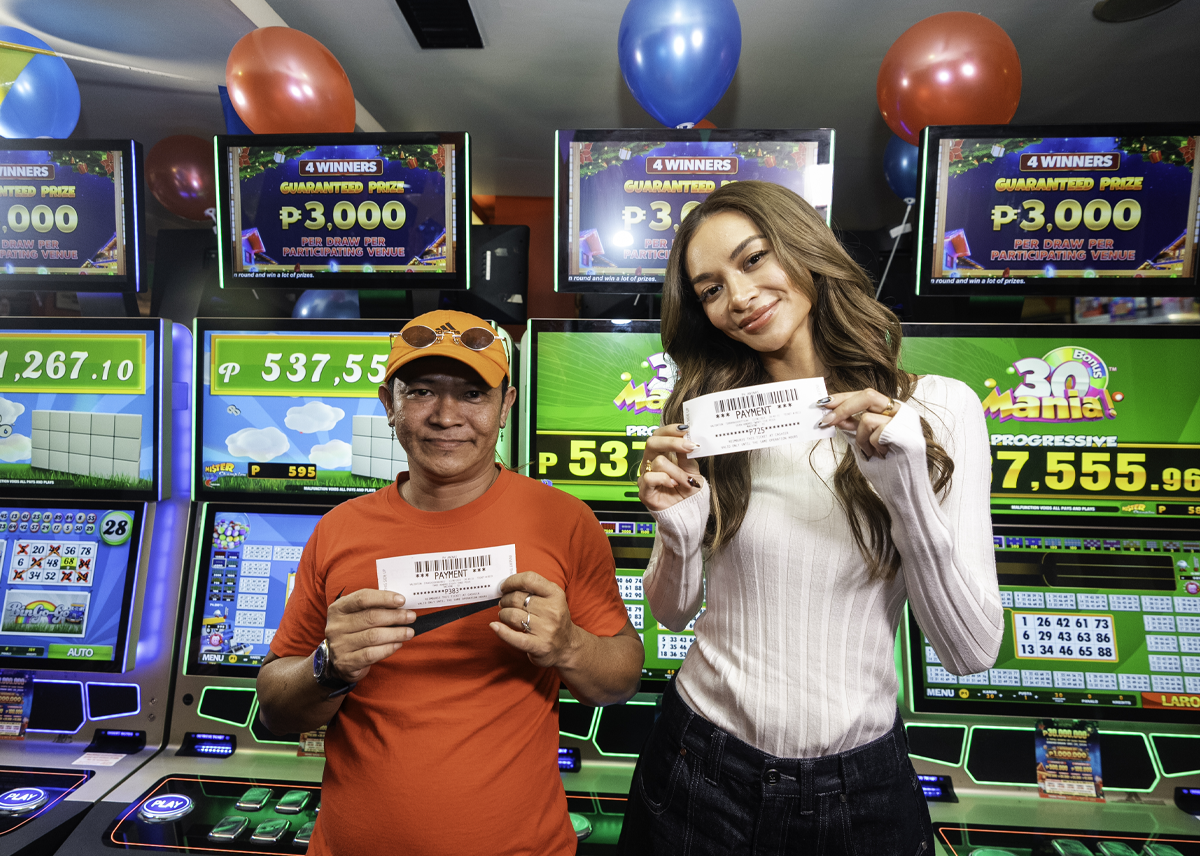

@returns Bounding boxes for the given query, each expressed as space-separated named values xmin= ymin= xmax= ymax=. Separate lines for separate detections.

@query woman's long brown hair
xmin=661 ymin=181 xmax=954 ymax=580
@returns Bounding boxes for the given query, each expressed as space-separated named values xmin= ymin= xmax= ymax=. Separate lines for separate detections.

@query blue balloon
xmin=0 ymin=27 xmax=79 ymax=139
xmin=882 ymin=134 xmax=920 ymax=203
xmin=292 ymin=290 xmax=360 ymax=320
xmin=618 ymin=0 xmax=741 ymax=128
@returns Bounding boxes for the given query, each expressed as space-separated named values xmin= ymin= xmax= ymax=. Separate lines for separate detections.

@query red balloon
xmin=146 ymin=134 xmax=215 ymax=221
xmin=225 ymin=27 xmax=355 ymax=134
xmin=877 ymin=12 xmax=1021 ymax=146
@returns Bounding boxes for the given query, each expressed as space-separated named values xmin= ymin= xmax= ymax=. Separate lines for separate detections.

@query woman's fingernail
xmin=688 ymin=477 xmax=701 ymax=488
xmin=684 ymin=441 xmax=698 ymax=451
xmin=816 ymin=396 xmax=831 ymax=404
xmin=819 ymin=414 xmax=834 ymax=425
xmin=677 ymin=424 xmax=689 ymax=431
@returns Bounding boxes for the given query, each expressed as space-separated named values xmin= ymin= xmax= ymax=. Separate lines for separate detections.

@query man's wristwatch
xmin=312 ymin=639 xmax=356 ymax=698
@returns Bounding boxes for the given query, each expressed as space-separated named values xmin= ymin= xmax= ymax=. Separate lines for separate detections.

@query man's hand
xmin=490 ymin=572 xmax=580 ymax=669
xmin=326 ymin=589 xmax=417 ymax=683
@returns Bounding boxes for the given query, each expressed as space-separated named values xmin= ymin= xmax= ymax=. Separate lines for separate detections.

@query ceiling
xmin=1 ymin=0 xmax=1196 ymax=240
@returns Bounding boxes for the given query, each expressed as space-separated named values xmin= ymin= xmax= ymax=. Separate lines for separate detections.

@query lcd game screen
xmin=187 ymin=504 xmax=321 ymax=678
xmin=0 ymin=500 xmax=143 ymax=673
xmin=195 ymin=319 xmax=409 ymax=503
xmin=900 ymin=324 xmax=1200 ymax=521
xmin=0 ymin=140 xmax=143 ymax=292
xmin=595 ymin=510 xmax=707 ymax=684
xmin=910 ymin=520 xmax=1200 ymax=724
xmin=0 ymin=319 xmax=162 ymax=501
xmin=556 ymin=129 xmax=833 ymax=293
xmin=523 ymin=320 xmax=672 ymax=504
xmin=217 ymin=133 xmax=467 ymax=288
xmin=916 ymin=124 xmax=1200 ymax=296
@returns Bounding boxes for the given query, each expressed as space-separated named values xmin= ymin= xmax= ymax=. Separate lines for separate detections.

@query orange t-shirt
xmin=269 ymin=467 xmax=629 ymax=856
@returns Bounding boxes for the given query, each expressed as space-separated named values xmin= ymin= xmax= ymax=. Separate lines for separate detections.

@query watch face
xmin=313 ymin=642 xmax=327 ymax=679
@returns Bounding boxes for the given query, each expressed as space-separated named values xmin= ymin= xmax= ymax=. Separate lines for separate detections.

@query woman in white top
xmin=616 ymin=181 xmax=1003 ymax=856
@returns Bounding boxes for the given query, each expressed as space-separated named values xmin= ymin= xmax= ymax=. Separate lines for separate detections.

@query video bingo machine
xmin=520 ymin=318 xmax=703 ymax=846
xmin=0 ymin=317 xmax=189 ymax=856
xmin=63 ymin=316 xmax=512 ymax=855
xmin=896 ymin=324 xmax=1200 ymax=854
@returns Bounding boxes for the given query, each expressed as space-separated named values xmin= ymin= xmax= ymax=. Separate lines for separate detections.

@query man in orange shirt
xmin=257 ymin=310 xmax=644 ymax=856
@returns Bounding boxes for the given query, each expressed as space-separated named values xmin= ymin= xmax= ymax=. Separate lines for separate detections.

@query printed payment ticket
xmin=684 ymin=377 xmax=835 ymax=457
xmin=377 ymin=544 xmax=517 ymax=609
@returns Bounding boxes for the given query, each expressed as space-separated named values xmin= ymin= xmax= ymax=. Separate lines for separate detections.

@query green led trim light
xmin=963 ymin=725 xmax=1037 ymax=789
xmin=905 ymin=723 xmax=968 ymax=768
xmin=1101 ymin=731 xmax=1159 ymax=793
xmin=552 ymin=132 xmax=561 ymax=292
xmin=1149 ymin=732 xmax=1200 ymax=777
xmin=558 ymin=702 xmax=599 ymax=742
xmin=592 ymin=699 xmax=658 ymax=758
xmin=248 ymin=699 xmax=298 ymax=746
xmin=196 ymin=686 xmax=256 ymax=728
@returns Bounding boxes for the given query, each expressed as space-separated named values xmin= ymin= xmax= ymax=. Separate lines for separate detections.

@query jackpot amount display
xmin=229 ymin=143 xmax=456 ymax=279
xmin=918 ymin=534 xmax=1200 ymax=712
xmin=0 ymin=150 xmax=127 ymax=276
xmin=930 ymin=134 xmax=1198 ymax=284
xmin=899 ymin=335 xmax=1200 ymax=518
xmin=534 ymin=331 xmax=674 ymax=503
xmin=201 ymin=331 xmax=401 ymax=497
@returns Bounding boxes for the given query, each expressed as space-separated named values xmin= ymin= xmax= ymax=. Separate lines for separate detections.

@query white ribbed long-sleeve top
xmin=644 ymin=374 xmax=1003 ymax=758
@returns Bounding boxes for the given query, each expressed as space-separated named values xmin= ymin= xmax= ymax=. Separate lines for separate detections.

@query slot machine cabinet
xmin=0 ymin=319 xmax=191 ymax=856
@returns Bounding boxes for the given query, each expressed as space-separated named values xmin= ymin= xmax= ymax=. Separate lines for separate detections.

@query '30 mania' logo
xmin=982 ymin=346 xmax=1121 ymax=424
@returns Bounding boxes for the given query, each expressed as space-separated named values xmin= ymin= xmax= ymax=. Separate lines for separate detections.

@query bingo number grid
xmin=602 ymin=517 xmax=706 ymax=678
xmin=921 ymin=533 xmax=1200 ymax=707
xmin=200 ymin=529 xmax=303 ymax=667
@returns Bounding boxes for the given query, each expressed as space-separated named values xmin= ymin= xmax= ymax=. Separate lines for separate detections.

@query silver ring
xmin=521 ymin=612 xmax=531 ymax=633
xmin=523 ymin=594 xmax=532 ymax=609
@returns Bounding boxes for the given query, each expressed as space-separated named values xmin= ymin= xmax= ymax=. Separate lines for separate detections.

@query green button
xmin=48 ymin=644 xmax=113 ymax=661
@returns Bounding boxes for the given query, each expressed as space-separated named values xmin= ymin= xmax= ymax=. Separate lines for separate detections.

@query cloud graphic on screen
xmin=0 ymin=433 xmax=30 ymax=463
xmin=0 ymin=398 xmax=25 ymax=426
xmin=284 ymin=401 xmax=346 ymax=434
xmin=225 ymin=427 xmax=290 ymax=462
xmin=308 ymin=439 xmax=352 ymax=470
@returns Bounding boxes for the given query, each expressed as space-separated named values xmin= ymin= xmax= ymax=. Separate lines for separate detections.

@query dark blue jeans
xmin=617 ymin=682 xmax=934 ymax=856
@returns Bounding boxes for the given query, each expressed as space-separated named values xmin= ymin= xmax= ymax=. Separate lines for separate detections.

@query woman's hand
xmin=818 ymin=389 xmax=899 ymax=459
xmin=637 ymin=424 xmax=704 ymax=512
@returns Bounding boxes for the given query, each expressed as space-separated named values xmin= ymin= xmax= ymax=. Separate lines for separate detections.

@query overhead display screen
xmin=0 ymin=500 xmax=143 ymax=673
xmin=523 ymin=320 xmax=671 ymax=504
xmin=0 ymin=140 xmax=143 ymax=292
xmin=0 ymin=319 xmax=163 ymax=501
xmin=186 ymin=504 xmax=322 ymax=678
xmin=910 ymin=520 xmax=1200 ymax=723
xmin=901 ymin=324 xmax=1200 ymax=520
xmin=916 ymin=124 xmax=1200 ymax=296
xmin=556 ymin=129 xmax=833 ymax=293
xmin=194 ymin=319 xmax=408 ymax=503
xmin=216 ymin=132 xmax=468 ymax=289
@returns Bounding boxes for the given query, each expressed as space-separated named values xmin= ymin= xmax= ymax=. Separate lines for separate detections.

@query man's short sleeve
xmin=563 ymin=506 xmax=630 ymax=639
xmin=269 ymin=524 xmax=328 ymax=659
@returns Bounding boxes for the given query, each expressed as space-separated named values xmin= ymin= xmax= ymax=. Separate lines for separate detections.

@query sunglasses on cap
xmin=390 ymin=324 xmax=511 ymax=363
xmin=391 ymin=325 xmax=496 ymax=351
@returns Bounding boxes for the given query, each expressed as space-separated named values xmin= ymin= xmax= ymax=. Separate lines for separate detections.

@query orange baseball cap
xmin=383 ymin=310 xmax=510 ymax=388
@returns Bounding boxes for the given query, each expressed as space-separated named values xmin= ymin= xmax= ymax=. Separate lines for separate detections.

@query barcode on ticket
xmin=713 ymin=387 xmax=798 ymax=414
xmin=413 ymin=553 xmax=492 ymax=578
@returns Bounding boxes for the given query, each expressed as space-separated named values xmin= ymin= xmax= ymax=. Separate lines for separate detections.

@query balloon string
xmin=0 ymin=39 xmax=201 ymax=82
xmin=876 ymin=202 xmax=912 ymax=301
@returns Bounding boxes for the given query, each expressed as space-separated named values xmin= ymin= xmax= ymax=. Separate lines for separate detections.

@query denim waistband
xmin=657 ymin=681 xmax=908 ymax=814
